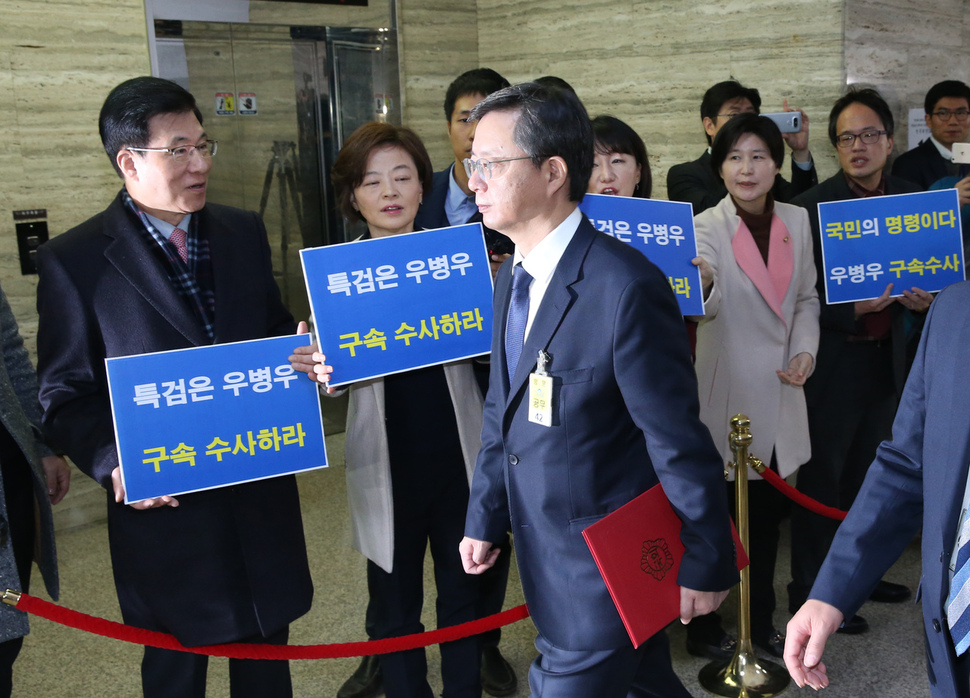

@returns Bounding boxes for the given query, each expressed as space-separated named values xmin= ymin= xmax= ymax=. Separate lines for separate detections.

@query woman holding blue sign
xmin=587 ymin=115 xmax=652 ymax=199
xmin=327 ymin=122 xmax=485 ymax=698
xmin=688 ymin=113 xmax=820 ymax=659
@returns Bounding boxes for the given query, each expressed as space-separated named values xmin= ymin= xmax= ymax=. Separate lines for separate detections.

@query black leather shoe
xmin=753 ymin=629 xmax=785 ymax=658
xmin=337 ymin=655 xmax=383 ymax=698
xmin=685 ymin=631 xmax=737 ymax=660
xmin=481 ymin=646 xmax=517 ymax=697
xmin=836 ymin=614 xmax=869 ymax=635
xmin=869 ymin=580 xmax=912 ymax=603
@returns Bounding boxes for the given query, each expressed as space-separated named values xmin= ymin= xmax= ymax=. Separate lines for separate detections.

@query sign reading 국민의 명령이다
xmin=301 ymin=223 xmax=495 ymax=387
xmin=106 ymin=334 xmax=327 ymax=504
xmin=579 ymin=194 xmax=703 ymax=315
xmin=818 ymin=189 xmax=965 ymax=304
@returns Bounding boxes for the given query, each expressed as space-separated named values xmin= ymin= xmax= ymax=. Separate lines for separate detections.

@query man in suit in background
xmin=666 ymin=80 xmax=817 ymax=214
xmin=35 ymin=77 xmax=313 ymax=697
xmin=458 ymin=82 xmax=737 ymax=696
xmin=892 ymin=80 xmax=970 ymax=192
xmin=787 ymin=87 xmax=931 ymax=636
xmin=785 ymin=278 xmax=970 ymax=697
xmin=415 ymin=68 xmax=509 ymax=234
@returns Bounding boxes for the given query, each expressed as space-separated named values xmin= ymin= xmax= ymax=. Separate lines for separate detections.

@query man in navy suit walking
xmin=458 ymin=82 xmax=738 ymax=696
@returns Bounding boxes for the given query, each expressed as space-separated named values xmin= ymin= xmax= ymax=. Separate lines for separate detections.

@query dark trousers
xmin=478 ymin=534 xmax=511 ymax=649
xmin=789 ymin=341 xmax=896 ymax=609
xmin=141 ymin=627 xmax=291 ymax=698
xmin=687 ymin=475 xmax=789 ymax=643
xmin=365 ymin=461 xmax=481 ymax=698
xmin=530 ymin=630 xmax=691 ymax=697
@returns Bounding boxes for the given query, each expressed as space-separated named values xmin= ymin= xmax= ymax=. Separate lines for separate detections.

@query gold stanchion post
xmin=698 ymin=414 xmax=790 ymax=697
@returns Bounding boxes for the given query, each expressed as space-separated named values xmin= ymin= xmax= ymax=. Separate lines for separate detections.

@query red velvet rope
xmin=11 ymin=593 xmax=530 ymax=660
xmin=759 ymin=467 xmax=847 ymax=521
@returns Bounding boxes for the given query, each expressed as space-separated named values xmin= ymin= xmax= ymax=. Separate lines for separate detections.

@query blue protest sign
xmin=301 ymin=224 xmax=494 ymax=387
xmin=579 ymin=194 xmax=703 ymax=314
xmin=819 ymin=189 xmax=964 ymax=304
xmin=106 ymin=335 xmax=327 ymax=503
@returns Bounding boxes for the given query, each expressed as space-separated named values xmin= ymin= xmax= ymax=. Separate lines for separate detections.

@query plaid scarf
xmin=122 ymin=191 xmax=215 ymax=341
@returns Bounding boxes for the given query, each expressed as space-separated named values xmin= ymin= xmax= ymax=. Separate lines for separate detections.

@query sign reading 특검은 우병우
xmin=579 ymin=194 xmax=703 ymax=315
xmin=301 ymin=223 xmax=494 ymax=387
xmin=819 ymin=189 xmax=965 ymax=304
xmin=106 ymin=334 xmax=328 ymax=504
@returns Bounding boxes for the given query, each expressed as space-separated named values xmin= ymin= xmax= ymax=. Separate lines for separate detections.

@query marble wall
xmin=476 ymin=0 xmax=847 ymax=198
xmin=0 ymin=0 xmax=151 ymax=345
xmin=845 ymin=0 xmax=970 ymax=152
xmin=399 ymin=0 xmax=480 ymax=169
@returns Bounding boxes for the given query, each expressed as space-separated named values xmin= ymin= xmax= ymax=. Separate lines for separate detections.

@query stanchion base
xmin=698 ymin=649 xmax=790 ymax=697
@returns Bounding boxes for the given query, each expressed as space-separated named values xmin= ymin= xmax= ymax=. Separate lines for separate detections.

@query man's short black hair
xmin=534 ymin=76 xmax=576 ymax=94
xmin=443 ymin=68 xmax=509 ymax=121
xmin=700 ymin=80 xmax=762 ymax=145
xmin=827 ymin=87 xmax=894 ymax=147
xmin=99 ymin=76 xmax=203 ymax=177
xmin=709 ymin=113 xmax=785 ymax=178
xmin=470 ymin=82 xmax=593 ymax=203
xmin=924 ymin=80 xmax=970 ymax=114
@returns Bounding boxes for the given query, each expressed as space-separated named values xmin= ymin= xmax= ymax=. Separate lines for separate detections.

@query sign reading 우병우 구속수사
xmin=819 ymin=189 xmax=965 ymax=304
xmin=106 ymin=334 xmax=328 ymax=504
xmin=301 ymin=223 xmax=495 ymax=387
xmin=579 ymin=194 xmax=703 ymax=315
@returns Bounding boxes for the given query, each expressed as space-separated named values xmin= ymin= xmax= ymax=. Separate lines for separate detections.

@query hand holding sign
xmin=853 ymin=282 xmax=895 ymax=317
xmin=898 ymin=286 xmax=933 ymax=312
xmin=112 ymin=466 xmax=179 ymax=509
xmin=288 ymin=320 xmax=335 ymax=392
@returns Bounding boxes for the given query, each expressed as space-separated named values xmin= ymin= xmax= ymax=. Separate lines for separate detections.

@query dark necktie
xmin=505 ymin=263 xmax=533 ymax=383
xmin=170 ymin=227 xmax=188 ymax=264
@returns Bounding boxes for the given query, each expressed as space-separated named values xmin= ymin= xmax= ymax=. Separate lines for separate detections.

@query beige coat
xmin=342 ymin=361 xmax=483 ymax=572
xmin=691 ymin=195 xmax=820 ymax=479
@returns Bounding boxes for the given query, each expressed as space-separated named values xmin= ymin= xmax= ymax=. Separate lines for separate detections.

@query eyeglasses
xmin=835 ymin=130 xmax=888 ymax=149
xmin=127 ymin=140 xmax=219 ymax=162
xmin=462 ymin=156 xmax=531 ymax=180
xmin=931 ymin=108 xmax=970 ymax=122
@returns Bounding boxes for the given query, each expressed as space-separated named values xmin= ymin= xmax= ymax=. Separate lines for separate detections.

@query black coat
xmin=891 ymin=138 xmax=958 ymax=191
xmin=36 ymin=191 xmax=313 ymax=646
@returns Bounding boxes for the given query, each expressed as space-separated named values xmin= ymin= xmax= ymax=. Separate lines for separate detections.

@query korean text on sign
xmin=818 ymin=189 xmax=964 ymax=304
xmin=579 ymin=194 xmax=703 ymax=315
xmin=106 ymin=334 xmax=327 ymax=503
xmin=301 ymin=223 xmax=495 ymax=387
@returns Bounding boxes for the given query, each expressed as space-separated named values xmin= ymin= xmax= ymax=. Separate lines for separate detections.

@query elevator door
xmin=155 ymin=21 xmax=401 ymax=320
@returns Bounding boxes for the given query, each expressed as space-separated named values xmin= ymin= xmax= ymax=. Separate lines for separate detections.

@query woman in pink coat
xmin=688 ymin=113 xmax=820 ymax=659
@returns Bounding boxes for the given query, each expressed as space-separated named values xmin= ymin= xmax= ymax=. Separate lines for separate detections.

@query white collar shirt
xmin=512 ymin=206 xmax=582 ymax=340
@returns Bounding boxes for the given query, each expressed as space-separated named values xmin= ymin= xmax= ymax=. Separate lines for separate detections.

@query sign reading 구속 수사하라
xmin=301 ymin=223 xmax=495 ymax=388
xmin=106 ymin=334 xmax=328 ymax=504
xmin=579 ymin=194 xmax=703 ymax=315
xmin=818 ymin=189 xmax=965 ymax=304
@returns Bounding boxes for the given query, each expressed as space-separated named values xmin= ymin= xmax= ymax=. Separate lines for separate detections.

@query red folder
xmin=582 ymin=483 xmax=748 ymax=648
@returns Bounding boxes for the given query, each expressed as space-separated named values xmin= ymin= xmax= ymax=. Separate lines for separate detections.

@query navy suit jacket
xmin=36 ymin=191 xmax=313 ymax=646
xmin=464 ymin=215 xmax=737 ymax=650
xmin=810 ymin=280 xmax=970 ymax=697
xmin=667 ymin=150 xmax=818 ymax=214
xmin=891 ymin=138 xmax=958 ymax=191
